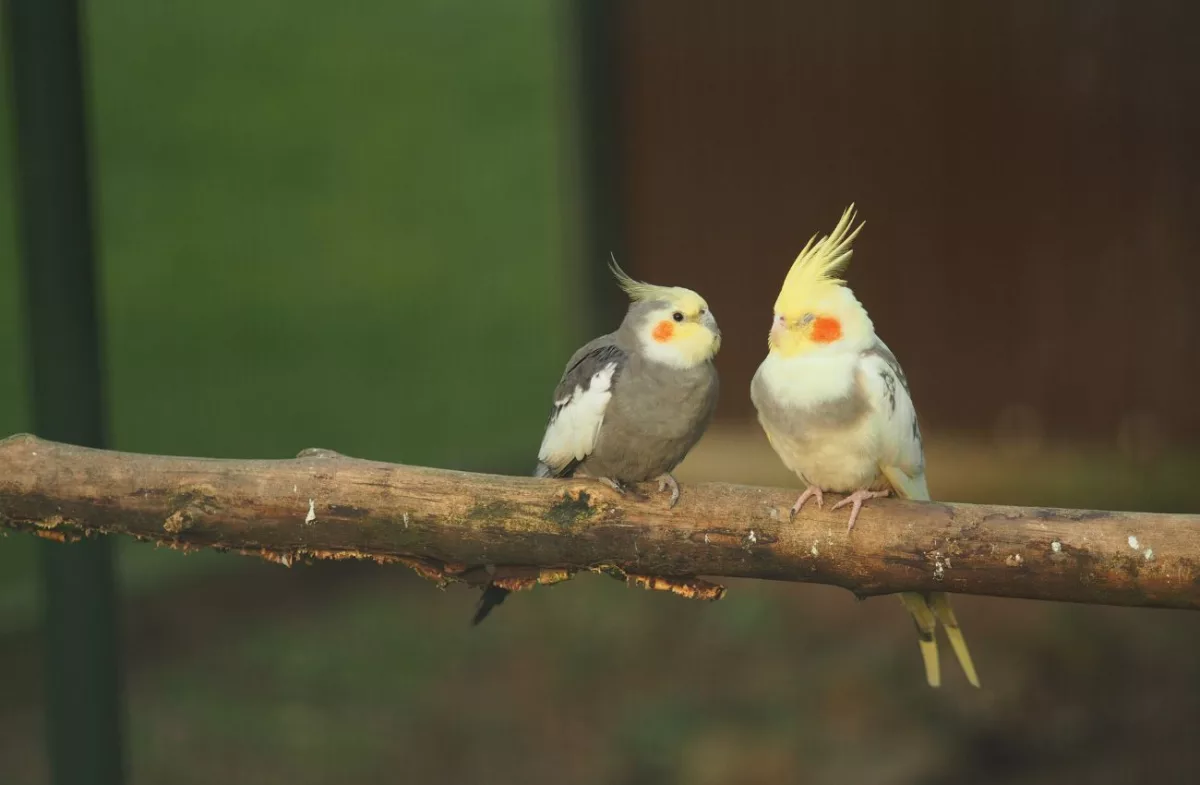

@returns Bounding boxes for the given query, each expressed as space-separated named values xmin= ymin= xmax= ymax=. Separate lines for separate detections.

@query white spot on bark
xmin=927 ymin=550 xmax=949 ymax=581
xmin=293 ymin=484 xmax=297 ymax=494
xmin=1143 ymin=548 xmax=1154 ymax=561
xmin=403 ymin=512 xmax=410 ymax=529
xmin=304 ymin=499 xmax=316 ymax=525
xmin=1051 ymin=541 xmax=1062 ymax=553
xmin=810 ymin=541 xmax=819 ymax=557
xmin=704 ymin=533 xmax=710 ymax=544
xmin=1005 ymin=553 xmax=1024 ymax=567
xmin=1128 ymin=535 xmax=1139 ymax=550
xmin=748 ymin=530 xmax=758 ymax=544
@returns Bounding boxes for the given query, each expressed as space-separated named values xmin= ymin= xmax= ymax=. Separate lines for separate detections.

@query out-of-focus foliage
xmin=0 ymin=0 xmax=569 ymax=628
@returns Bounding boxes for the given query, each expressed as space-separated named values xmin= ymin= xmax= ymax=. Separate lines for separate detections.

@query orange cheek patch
xmin=652 ymin=320 xmax=675 ymax=342
xmin=811 ymin=316 xmax=842 ymax=343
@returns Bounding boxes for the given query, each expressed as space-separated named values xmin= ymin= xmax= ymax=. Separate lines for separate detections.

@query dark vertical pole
xmin=3 ymin=1 xmax=125 ymax=784
xmin=564 ymin=0 xmax=628 ymax=333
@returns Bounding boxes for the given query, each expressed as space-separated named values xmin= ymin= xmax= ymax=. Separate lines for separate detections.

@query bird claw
xmin=656 ymin=473 xmax=681 ymax=508
xmin=830 ymin=489 xmax=890 ymax=533
xmin=598 ymin=476 xmax=647 ymax=501
xmin=788 ymin=485 xmax=824 ymax=522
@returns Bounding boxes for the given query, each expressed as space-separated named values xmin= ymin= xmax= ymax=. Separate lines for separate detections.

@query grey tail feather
xmin=534 ymin=459 xmax=579 ymax=478
xmin=471 ymin=585 xmax=510 ymax=626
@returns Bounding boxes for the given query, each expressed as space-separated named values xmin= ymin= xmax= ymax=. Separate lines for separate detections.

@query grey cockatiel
xmin=750 ymin=205 xmax=980 ymax=688
xmin=472 ymin=262 xmax=721 ymax=624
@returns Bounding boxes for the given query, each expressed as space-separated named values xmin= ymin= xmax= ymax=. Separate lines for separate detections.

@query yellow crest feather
xmin=775 ymin=204 xmax=864 ymax=315
xmin=608 ymin=256 xmax=680 ymax=303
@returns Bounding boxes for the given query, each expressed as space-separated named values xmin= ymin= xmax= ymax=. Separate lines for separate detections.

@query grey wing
xmin=534 ymin=341 xmax=628 ymax=477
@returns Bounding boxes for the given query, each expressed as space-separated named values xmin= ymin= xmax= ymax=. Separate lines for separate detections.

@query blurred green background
xmin=4 ymin=2 xmax=1200 ymax=784
xmin=1 ymin=0 xmax=571 ymax=623
xmin=2 ymin=0 xmax=578 ymax=779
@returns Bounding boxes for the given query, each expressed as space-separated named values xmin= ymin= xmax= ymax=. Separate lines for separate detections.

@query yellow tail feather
xmin=883 ymin=464 xmax=982 ymax=688
xmin=898 ymin=592 xmax=941 ymax=688
xmin=929 ymin=591 xmax=981 ymax=688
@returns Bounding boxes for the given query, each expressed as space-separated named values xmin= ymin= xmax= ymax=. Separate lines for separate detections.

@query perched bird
xmin=750 ymin=205 xmax=979 ymax=688
xmin=472 ymin=261 xmax=722 ymax=625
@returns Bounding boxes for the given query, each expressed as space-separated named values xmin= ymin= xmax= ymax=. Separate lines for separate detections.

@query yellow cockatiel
xmin=750 ymin=205 xmax=979 ymax=688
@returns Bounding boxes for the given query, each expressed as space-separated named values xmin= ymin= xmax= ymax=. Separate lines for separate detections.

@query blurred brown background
xmin=3 ymin=2 xmax=1200 ymax=784
xmin=622 ymin=0 xmax=1200 ymax=447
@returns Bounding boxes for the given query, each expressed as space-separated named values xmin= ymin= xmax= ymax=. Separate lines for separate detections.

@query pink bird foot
xmin=789 ymin=485 xmax=825 ymax=521
xmin=831 ymin=489 xmax=890 ymax=533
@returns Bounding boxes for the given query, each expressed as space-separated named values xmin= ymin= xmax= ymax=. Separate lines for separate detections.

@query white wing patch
xmin=859 ymin=347 xmax=928 ymax=498
xmin=537 ymin=362 xmax=619 ymax=469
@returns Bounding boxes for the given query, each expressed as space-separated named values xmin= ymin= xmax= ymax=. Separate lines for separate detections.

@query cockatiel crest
xmin=774 ymin=203 xmax=862 ymax=315
xmin=608 ymin=257 xmax=721 ymax=364
xmin=609 ymin=256 xmax=702 ymax=308
xmin=769 ymin=204 xmax=872 ymax=358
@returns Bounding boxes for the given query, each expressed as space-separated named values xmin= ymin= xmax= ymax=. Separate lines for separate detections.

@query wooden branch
xmin=2 ymin=433 xmax=1198 ymax=610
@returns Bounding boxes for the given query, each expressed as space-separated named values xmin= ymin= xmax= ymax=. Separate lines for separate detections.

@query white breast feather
xmin=758 ymin=351 xmax=858 ymax=408
xmin=756 ymin=351 xmax=882 ymax=490
xmin=537 ymin=362 xmax=618 ymax=468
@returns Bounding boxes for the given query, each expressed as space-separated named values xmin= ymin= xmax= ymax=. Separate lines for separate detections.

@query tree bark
xmin=2 ymin=433 xmax=1198 ymax=610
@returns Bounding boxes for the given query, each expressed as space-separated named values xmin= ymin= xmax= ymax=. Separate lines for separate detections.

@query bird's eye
xmin=672 ymin=311 xmax=684 ymax=322
xmin=801 ymin=313 xmax=815 ymax=325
